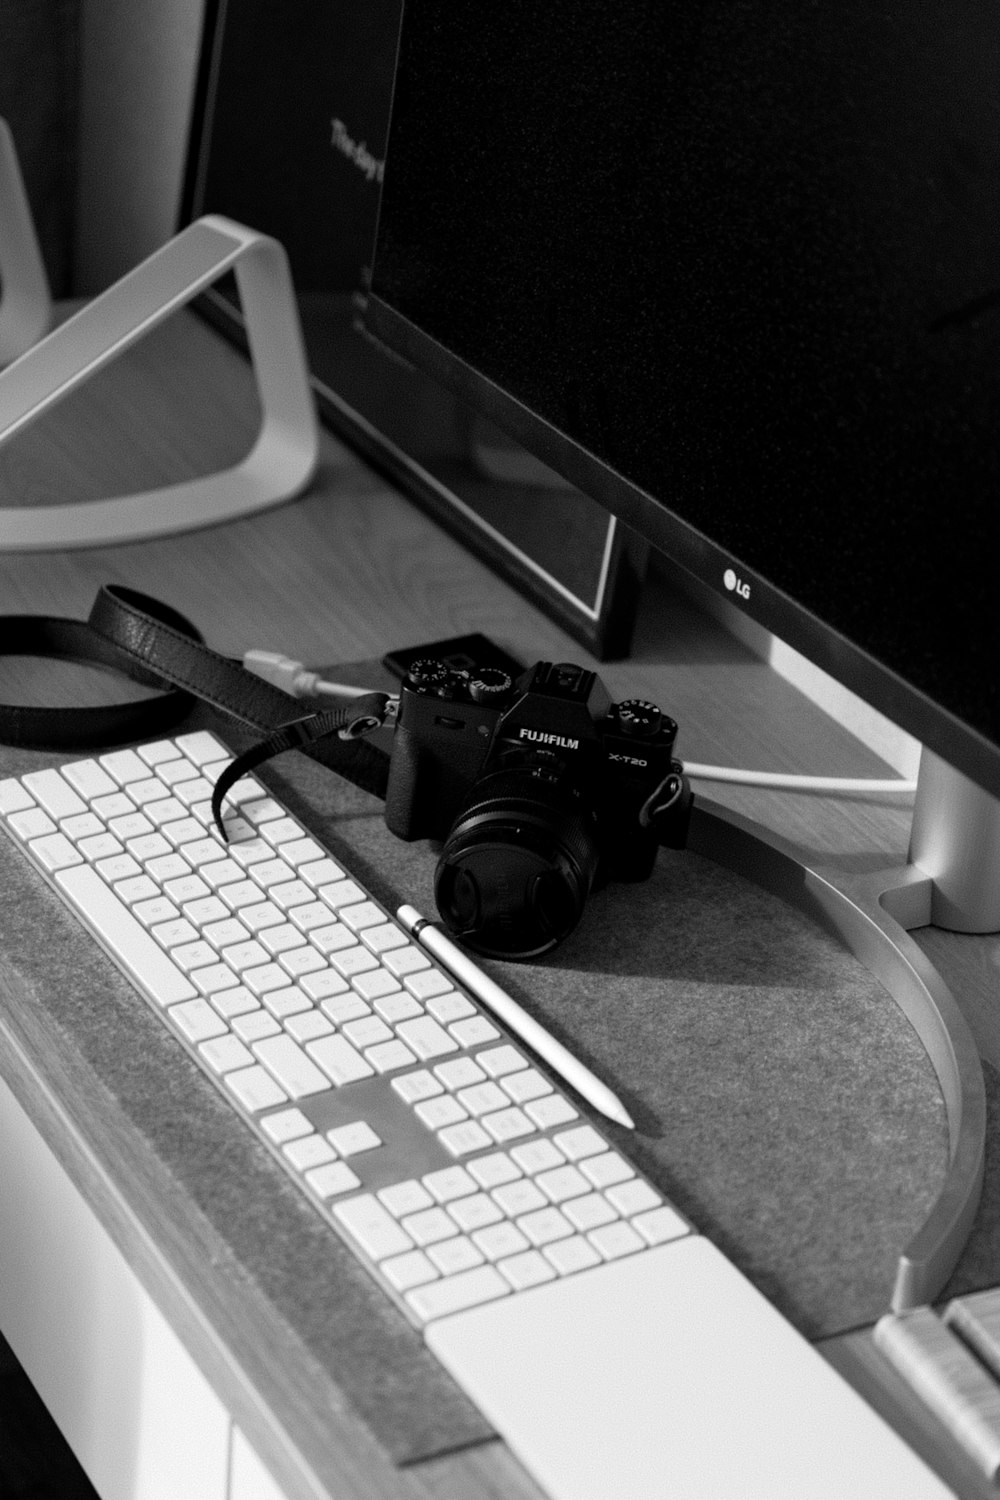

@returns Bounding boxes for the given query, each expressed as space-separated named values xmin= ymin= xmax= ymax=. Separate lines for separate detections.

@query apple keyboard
xmin=0 ymin=730 xmax=954 ymax=1498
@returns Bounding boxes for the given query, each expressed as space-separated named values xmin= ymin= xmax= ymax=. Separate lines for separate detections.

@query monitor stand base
xmin=689 ymin=798 xmax=986 ymax=1314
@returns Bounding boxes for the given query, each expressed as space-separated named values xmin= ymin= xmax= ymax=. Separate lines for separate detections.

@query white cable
xmin=684 ymin=762 xmax=916 ymax=794
xmin=243 ymin=649 xmax=372 ymax=699
xmin=244 ymin=650 xmax=917 ymax=793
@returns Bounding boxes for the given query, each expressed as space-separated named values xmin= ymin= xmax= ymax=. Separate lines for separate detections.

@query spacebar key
xmin=54 ymin=864 xmax=198 ymax=1007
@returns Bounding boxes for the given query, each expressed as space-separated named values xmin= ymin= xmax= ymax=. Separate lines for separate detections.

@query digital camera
xmin=384 ymin=658 xmax=691 ymax=958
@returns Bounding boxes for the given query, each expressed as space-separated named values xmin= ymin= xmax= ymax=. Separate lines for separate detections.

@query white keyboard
xmin=0 ymin=730 xmax=954 ymax=1499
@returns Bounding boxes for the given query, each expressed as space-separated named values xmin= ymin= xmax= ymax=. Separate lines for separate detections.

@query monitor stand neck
xmin=908 ymin=747 xmax=1000 ymax=932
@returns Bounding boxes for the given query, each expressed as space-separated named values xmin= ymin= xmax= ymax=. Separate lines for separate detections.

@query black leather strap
xmin=0 ymin=584 xmax=391 ymax=802
xmin=0 ymin=611 xmax=197 ymax=749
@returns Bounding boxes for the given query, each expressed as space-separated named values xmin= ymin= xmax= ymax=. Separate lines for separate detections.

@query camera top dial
xmin=615 ymin=698 xmax=663 ymax=736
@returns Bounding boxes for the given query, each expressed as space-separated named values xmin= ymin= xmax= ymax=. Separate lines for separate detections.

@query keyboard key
xmin=543 ymin=1235 xmax=602 ymax=1276
xmin=31 ymin=832 xmax=83 ymax=871
xmin=341 ymin=1015 xmax=392 ymax=1049
xmin=334 ymin=1194 xmax=413 ymax=1260
xmin=22 ymin=768 xmax=87 ymax=819
xmin=563 ymin=1194 xmax=618 ymax=1233
xmin=392 ymin=1070 xmax=443 ymax=1105
xmin=403 ymin=969 xmax=454 ymax=1002
xmin=54 ymin=865 xmax=196 ymax=1005
xmin=306 ymin=1033 xmax=374 ymax=1085
xmin=425 ymin=992 xmax=476 ymax=1023
xmin=318 ymin=993 xmax=367 ymax=1024
xmin=382 ymin=1250 xmax=438 ymax=1292
xmin=62 ymin=812 xmax=105 ymax=841
xmin=632 ymin=1206 xmax=689 ymax=1246
xmin=223 ymin=1064 xmax=288 ymax=1112
xmin=449 ymin=1016 xmax=501 ymax=1047
xmin=482 ymin=1106 xmax=534 ymax=1144
xmin=553 ymin=1125 xmax=607 ymax=1162
xmin=447 ymin=1193 xmax=504 ymax=1232
xmin=498 ymin=1249 xmax=557 ymax=1291
xmin=284 ymin=1010 xmax=334 ymax=1044
xmin=9 ymin=807 xmax=56 ymax=841
xmin=260 ymin=1107 xmax=313 ymax=1145
xmin=175 ymin=730 xmax=228 ymax=766
xmin=233 ymin=1011 xmax=281 ymax=1043
xmin=605 ymin=1179 xmax=662 ymax=1217
xmin=423 ymin=1166 xmax=477 ymax=1203
xmin=60 ymin=758 xmax=117 ymax=799
xmin=253 ymin=1035 xmax=331 ymax=1098
xmin=0 ymin=778 xmax=35 ymax=815
xmin=405 ymin=1265 xmax=509 ymax=1321
xmin=525 ymin=1094 xmax=578 ymax=1128
xmin=438 ymin=1121 xmax=492 ymax=1157
xmin=339 ymin=900 xmax=386 ymax=933
xmin=382 ymin=944 xmax=431 ymax=978
xmin=283 ymin=1135 xmax=337 ymax=1171
xmin=471 ymin=1222 xmax=531 ymax=1262
xmin=330 ymin=945 xmax=380 ymax=979
xmin=168 ymin=998 xmax=229 ymax=1043
xmin=401 ymin=1207 xmax=459 ymax=1247
xmin=477 ymin=1044 xmax=527 ymax=1078
xmin=581 ymin=1152 xmax=634 ymax=1190
xmin=517 ymin=1207 xmax=574 ymax=1247
xmin=501 ymin=1068 xmax=553 ymax=1105
xmin=468 ymin=1152 xmax=521 ymax=1190
xmin=415 ymin=1095 xmax=468 ymax=1130
xmin=304 ymin=1161 xmax=361 ymax=1199
xmin=587 ymin=1221 xmax=645 ymax=1260
xmin=395 ymin=1016 xmax=458 ymax=1060
xmin=427 ymin=1236 xmax=484 ymax=1276
xmin=366 ymin=1039 xmax=417 ymax=1073
xmin=357 ymin=971 xmax=407 ymax=1005
xmin=493 ymin=1180 xmax=547 ymax=1217
xmin=200 ymin=1035 xmax=255 ymax=1075
xmin=378 ymin=1180 xmax=434 ymax=1217
xmin=99 ymin=748 xmax=149 ymax=785
xmin=456 ymin=1081 xmax=509 ymax=1117
xmin=327 ymin=1121 xmax=382 ymax=1157
xmin=510 ymin=1139 xmax=565 ymax=1175
xmin=435 ymin=1057 xmax=486 ymax=1091
xmin=535 ymin=1166 xmax=591 ymax=1204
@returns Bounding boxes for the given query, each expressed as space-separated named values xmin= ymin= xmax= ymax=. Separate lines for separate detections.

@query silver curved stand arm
xmin=688 ymin=799 xmax=986 ymax=1313
xmin=0 ymin=117 xmax=53 ymax=367
xmin=0 ymin=214 xmax=318 ymax=550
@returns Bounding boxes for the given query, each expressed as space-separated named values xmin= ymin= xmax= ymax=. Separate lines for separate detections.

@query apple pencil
xmin=396 ymin=905 xmax=635 ymax=1130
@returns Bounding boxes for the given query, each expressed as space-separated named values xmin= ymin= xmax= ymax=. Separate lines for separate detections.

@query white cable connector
xmin=242 ymin=649 xmax=372 ymax=699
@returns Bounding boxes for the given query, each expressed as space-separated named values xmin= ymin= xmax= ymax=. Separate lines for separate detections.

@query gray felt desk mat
xmin=0 ymin=664 xmax=985 ymax=1468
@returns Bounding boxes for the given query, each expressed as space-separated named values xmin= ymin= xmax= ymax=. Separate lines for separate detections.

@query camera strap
xmin=1 ymin=583 xmax=692 ymax=852
xmin=0 ymin=583 xmax=393 ymax=802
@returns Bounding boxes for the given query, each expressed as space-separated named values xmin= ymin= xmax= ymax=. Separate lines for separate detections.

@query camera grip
xmin=383 ymin=726 xmax=424 ymax=839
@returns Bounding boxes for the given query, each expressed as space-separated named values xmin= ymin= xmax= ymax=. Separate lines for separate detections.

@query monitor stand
xmin=688 ymin=794 xmax=987 ymax=1315
xmin=0 ymin=215 xmax=318 ymax=551
xmin=906 ymin=748 xmax=1000 ymax=933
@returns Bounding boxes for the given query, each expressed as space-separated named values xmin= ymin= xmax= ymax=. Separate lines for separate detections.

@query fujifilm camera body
xmin=384 ymin=658 xmax=690 ymax=958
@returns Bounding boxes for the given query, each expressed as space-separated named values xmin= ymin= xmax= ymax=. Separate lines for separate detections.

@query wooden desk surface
xmin=2 ymin=309 xmax=999 ymax=1498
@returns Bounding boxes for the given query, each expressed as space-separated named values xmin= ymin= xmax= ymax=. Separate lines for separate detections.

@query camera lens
xmin=434 ymin=767 xmax=600 ymax=958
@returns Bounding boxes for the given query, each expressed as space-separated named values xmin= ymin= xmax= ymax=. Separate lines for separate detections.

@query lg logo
xmin=723 ymin=567 xmax=751 ymax=601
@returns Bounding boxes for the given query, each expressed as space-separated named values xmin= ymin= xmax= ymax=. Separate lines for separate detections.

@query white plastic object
xmin=0 ymin=116 xmax=53 ymax=367
xmin=0 ymin=214 xmax=318 ymax=550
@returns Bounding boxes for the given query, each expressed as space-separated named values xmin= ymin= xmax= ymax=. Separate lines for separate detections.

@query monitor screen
xmin=365 ymin=0 xmax=1000 ymax=799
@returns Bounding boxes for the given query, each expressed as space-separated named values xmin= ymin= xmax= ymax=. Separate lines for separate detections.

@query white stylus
xmin=397 ymin=905 xmax=635 ymax=1130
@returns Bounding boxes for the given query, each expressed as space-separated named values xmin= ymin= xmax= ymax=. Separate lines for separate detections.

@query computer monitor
xmin=364 ymin=0 xmax=1000 ymax=933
